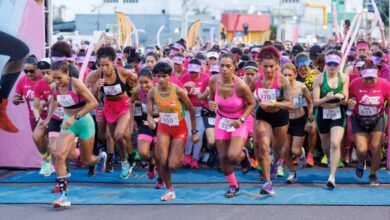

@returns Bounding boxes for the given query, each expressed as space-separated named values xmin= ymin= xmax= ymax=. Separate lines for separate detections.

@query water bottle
xmin=346 ymin=98 xmax=355 ymax=116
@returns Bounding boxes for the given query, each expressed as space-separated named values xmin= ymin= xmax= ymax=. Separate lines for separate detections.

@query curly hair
xmin=257 ymin=46 xmax=280 ymax=63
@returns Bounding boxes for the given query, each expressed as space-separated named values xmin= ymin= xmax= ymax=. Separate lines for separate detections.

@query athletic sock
xmin=225 ymin=172 xmax=238 ymax=188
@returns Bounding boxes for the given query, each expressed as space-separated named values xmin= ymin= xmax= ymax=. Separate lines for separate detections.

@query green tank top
xmin=320 ymin=72 xmax=343 ymax=99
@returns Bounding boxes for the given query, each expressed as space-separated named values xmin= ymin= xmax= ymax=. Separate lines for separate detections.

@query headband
xmin=188 ymin=64 xmax=201 ymax=73
xmin=361 ymin=68 xmax=378 ymax=78
xmin=325 ymin=54 xmax=341 ymax=64
xmin=296 ymin=56 xmax=310 ymax=67
xmin=173 ymin=43 xmax=185 ymax=50
xmin=51 ymin=56 xmax=67 ymax=62
xmin=172 ymin=56 xmax=185 ymax=64
xmin=356 ymin=42 xmax=369 ymax=49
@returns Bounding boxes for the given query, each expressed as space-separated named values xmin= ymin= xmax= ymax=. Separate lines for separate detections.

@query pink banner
xmin=0 ymin=1 xmax=45 ymax=168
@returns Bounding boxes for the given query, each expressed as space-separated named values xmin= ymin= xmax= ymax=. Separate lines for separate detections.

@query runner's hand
xmin=148 ymin=118 xmax=156 ymax=130
xmin=96 ymin=78 xmax=105 ymax=89
xmin=347 ymin=98 xmax=356 ymax=109
xmin=39 ymin=118 xmax=50 ymax=128
xmin=208 ymin=100 xmax=218 ymax=112
xmin=63 ymin=116 xmax=76 ymax=129
xmin=230 ymin=119 xmax=242 ymax=129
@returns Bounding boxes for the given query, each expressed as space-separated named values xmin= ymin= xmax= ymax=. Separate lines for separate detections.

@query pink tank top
xmin=215 ymin=76 xmax=245 ymax=118
xmin=254 ymin=72 xmax=284 ymax=101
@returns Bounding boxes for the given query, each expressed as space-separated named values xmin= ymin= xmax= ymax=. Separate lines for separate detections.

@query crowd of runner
xmin=6 ymin=32 xmax=390 ymax=208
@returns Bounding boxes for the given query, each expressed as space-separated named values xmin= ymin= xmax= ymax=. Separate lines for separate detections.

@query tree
xmin=378 ymin=0 xmax=389 ymax=26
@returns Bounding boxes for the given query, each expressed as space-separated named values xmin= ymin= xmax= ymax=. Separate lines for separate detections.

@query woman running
xmin=282 ymin=64 xmax=313 ymax=183
xmin=147 ymin=61 xmax=198 ymax=201
xmin=251 ymin=46 xmax=293 ymax=195
xmin=92 ymin=46 xmax=137 ymax=179
xmin=51 ymin=61 xmax=106 ymax=208
xmin=130 ymin=68 xmax=165 ymax=188
xmin=208 ymin=53 xmax=255 ymax=198
xmin=312 ymin=50 xmax=349 ymax=189
xmin=348 ymin=63 xmax=390 ymax=186
xmin=181 ymin=59 xmax=207 ymax=168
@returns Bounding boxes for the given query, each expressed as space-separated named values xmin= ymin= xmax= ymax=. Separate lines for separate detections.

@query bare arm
xmin=177 ymin=86 xmax=197 ymax=131
xmin=302 ymin=84 xmax=313 ymax=119
xmin=236 ymin=78 xmax=255 ymax=119
xmin=275 ymin=75 xmax=293 ymax=110
xmin=147 ymin=88 xmax=156 ymax=129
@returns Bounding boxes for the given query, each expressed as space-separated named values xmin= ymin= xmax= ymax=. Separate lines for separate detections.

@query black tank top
xmin=100 ymin=68 xmax=127 ymax=97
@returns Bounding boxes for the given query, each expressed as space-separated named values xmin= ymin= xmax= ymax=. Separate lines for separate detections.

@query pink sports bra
xmin=56 ymin=78 xmax=86 ymax=109
xmin=215 ymin=76 xmax=245 ymax=118
xmin=255 ymin=72 xmax=284 ymax=101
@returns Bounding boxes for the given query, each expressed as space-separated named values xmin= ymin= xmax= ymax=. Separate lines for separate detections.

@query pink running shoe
xmin=191 ymin=159 xmax=199 ymax=169
xmin=183 ymin=154 xmax=191 ymax=168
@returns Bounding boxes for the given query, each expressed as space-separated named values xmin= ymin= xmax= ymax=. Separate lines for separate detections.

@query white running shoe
xmin=96 ymin=151 xmax=107 ymax=174
xmin=286 ymin=171 xmax=297 ymax=184
xmin=52 ymin=194 xmax=71 ymax=208
xmin=119 ymin=161 xmax=131 ymax=179
xmin=298 ymin=147 xmax=307 ymax=169
xmin=160 ymin=190 xmax=176 ymax=201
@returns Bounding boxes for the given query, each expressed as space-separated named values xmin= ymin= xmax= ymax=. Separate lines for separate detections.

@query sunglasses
xmin=24 ymin=69 xmax=35 ymax=74
xmin=326 ymin=62 xmax=340 ymax=67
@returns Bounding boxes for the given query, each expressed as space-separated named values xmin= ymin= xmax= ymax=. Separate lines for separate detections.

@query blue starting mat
xmin=0 ymin=185 xmax=389 ymax=205
xmin=2 ymin=169 xmax=390 ymax=184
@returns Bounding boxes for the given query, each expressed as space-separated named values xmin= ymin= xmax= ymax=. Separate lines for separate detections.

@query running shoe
xmin=224 ymin=185 xmax=239 ymax=198
xmin=241 ymin=148 xmax=251 ymax=174
xmin=105 ymin=159 xmax=113 ymax=173
xmin=326 ymin=177 xmax=336 ymax=190
xmin=88 ymin=165 xmax=95 ymax=177
xmin=298 ymin=147 xmax=307 ymax=169
xmin=260 ymin=182 xmax=275 ymax=195
xmin=270 ymin=163 xmax=278 ymax=179
xmin=306 ymin=152 xmax=314 ymax=167
xmin=52 ymin=194 xmax=71 ymax=208
xmin=119 ymin=162 xmax=131 ymax=179
xmin=96 ymin=151 xmax=107 ymax=174
xmin=321 ymin=155 xmax=328 ymax=167
xmin=206 ymin=148 xmax=217 ymax=168
xmin=191 ymin=159 xmax=199 ymax=169
xmin=369 ymin=174 xmax=379 ymax=187
xmin=286 ymin=171 xmax=297 ymax=184
xmin=39 ymin=160 xmax=55 ymax=177
xmin=141 ymin=160 xmax=149 ymax=169
xmin=277 ymin=163 xmax=284 ymax=177
xmin=147 ymin=164 xmax=157 ymax=179
xmin=337 ymin=159 xmax=344 ymax=168
xmin=355 ymin=161 xmax=365 ymax=179
xmin=155 ymin=179 xmax=166 ymax=189
xmin=183 ymin=154 xmax=191 ymax=168
xmin=160 ymin=190 xmax=176 ymax=201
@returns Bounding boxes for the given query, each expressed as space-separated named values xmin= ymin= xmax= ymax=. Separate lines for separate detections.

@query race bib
xmin=323 ymin=107 xmax=341 ymax=120
xmin=255 ymin=88 xmax=276 ymax=101
xmin=53 ymin=107 xmax=65 ymax=119
xmin=160 ymin=113 xmax=179 ymax=126
xmin=208 ymin=117 xmax=216 ymax=126
xmin=189 ymin=87 xmax=201 ymax=95
xmin=358 ymin=105 xmax=377 ymax=116
xmin=103 ymin=84 xmax=122 ymax=96
xmin=57 ymin=94 xmax=76 ymax=107
xmin=134 ymin=105 xmax=142 ymax=117
xmin=218 ymin=117 xmax=236 ymax=132
xmin=293 ymin=96 xmax=303 ymax=108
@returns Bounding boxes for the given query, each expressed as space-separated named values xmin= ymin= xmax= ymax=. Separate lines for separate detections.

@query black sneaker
xmin=224 ymin=185 xmax=239 ymax=198
xmin=105 ymin=160 xmax=113 ymax=173
xmin=141 ymin=160 xmax=149 ymax=169
xmin=206 ymin=148 xmax=217 ymax=168
xmin=355 ymin=161 xmax=365 ymax=178
xmin=241 ymin=148 xmax=251 ymax=174
xmin=326 ymin=179 xmax=336 ymax=190
xmin=88 ymin=165 xmax=95 ymax=177
xmin=369 ymin=174 xmax=379 ymax=187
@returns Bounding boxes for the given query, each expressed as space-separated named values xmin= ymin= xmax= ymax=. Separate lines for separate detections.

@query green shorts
xmin=61 ymin=113 xmax=95 ymax=140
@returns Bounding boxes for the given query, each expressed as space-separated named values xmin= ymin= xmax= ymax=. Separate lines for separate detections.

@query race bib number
xmin=323 ymin=107 xmax=341 ymax=120
xmin=358 ymin=105 xmax=377 ymax=116
xmin=189 ymin=87 xmax=201 ymax=95
xmin=57 ymin=95 xmax=76 ymax=107
xmin=134 ymin=105 xmax=142 ymax=117
xmin=53 ymin=107 xmax=65 ymax=119
xmin=160 ymin=113 xmax=179 ymax=126
xmin=255 ymin=88 xmax=276 ymax=101
xmin=103 ymin=84 xmax=122 ymax=96
xmin=293 ymin=96 xmax=303 ymax=108
xmin=208 ymin=117 xmax=216 ymax=126
xmin=218 ymin=117 xmax=236 ymax=132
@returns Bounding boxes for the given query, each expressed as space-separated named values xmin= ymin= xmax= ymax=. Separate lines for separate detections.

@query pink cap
xmin=51 ymin=56 xmax=67 ymax=62
xmin=188 ymin=64 xmax=201 ymax=73
xmin=361 ymin=69 xmax=378 ymax=78
xmin=76 ymin=56 xmax=85 ymax=64
xmin=251 ymin=47 xmax=261 ymax=53
xmin=173 ymin=43 xmax=185 ymax=50
xmin=325 ymin=54 xmax=341 ymax=64
xmin=172 ymin=56 xmax=185 ymax=64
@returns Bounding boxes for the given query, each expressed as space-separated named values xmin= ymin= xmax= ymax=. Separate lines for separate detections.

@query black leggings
xmin=0 ymin=31 xmax=30 ymax=99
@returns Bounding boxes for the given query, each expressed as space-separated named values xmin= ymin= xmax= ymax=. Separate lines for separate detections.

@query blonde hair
xmin=282 ymin=63 xmax=297 ymax=75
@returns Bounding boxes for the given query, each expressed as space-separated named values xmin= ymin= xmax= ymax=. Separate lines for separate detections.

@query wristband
xmin=271 ymin=100 xmax=276 ymax=107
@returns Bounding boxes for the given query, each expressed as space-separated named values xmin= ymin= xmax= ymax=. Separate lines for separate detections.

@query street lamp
xmin=91 ymin=3 xmax=105 ymax=31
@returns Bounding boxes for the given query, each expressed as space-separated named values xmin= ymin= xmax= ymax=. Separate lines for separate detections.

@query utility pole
xmin=181 ymin=0 xmax=195 ymax=39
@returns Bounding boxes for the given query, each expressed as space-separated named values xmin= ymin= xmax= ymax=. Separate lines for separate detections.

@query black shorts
xmin=201 ymin=108 xmax=216 ymax=129
xmin=351 ymin=115 xmax=385 ymax=134
xmin=48 ymin=118 xmax=62 ymax=133
xmin=256 ymin=108 xmax=289 ymax=127
xmin=288 ymin=115 xmax=307 ymax=137
xmin=138 ymin=122 xmax=157 ymax=137
xmin=314 ymin=106 xmax=346 ymax=134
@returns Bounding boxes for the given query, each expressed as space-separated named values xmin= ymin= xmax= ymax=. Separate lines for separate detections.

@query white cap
xmin=207 ymin=51 xmax=219 ymax=59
